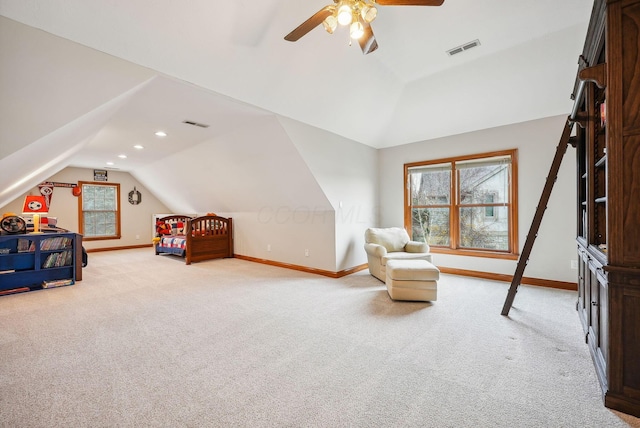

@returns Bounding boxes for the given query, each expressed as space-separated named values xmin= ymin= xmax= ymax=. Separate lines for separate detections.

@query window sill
xmin=431 ymin=247 xmax=519 ymax=260
xmin=83 ymin=235 xmax=122 ymax=242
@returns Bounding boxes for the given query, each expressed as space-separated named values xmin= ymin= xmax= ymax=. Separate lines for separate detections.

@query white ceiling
xmin=0 ymin=0 xmax=594 ymax=172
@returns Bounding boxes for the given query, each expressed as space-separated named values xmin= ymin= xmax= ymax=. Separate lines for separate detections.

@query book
xmin=42 ymin=278 xmax=74 ymax=288
xmin=40 ymin=236 xmax=71 ymax=251
xmin=42 ymin=250 xmax=73 ymax=268
xmin=17 ymin=239 xmax=34 ymax=253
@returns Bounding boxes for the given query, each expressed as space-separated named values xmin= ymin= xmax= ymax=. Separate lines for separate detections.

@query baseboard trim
xmin=228 ymin=255 xmax=576 ymax=288
xmin=86 ymin=247 xmax=575 ymax=289
xmin=234 ymin=254 xmax=368 ymax=278
xmin=86 ymin=244 xmax=153 ymax=253
xmin=438 ymin=266 xmax=577 ymax=291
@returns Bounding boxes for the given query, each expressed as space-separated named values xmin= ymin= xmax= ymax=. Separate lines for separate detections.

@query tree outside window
xmin=405 ymin=150 xmax=518 ymax=259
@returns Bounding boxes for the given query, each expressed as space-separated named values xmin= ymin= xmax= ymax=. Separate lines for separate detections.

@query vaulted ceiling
xmin=1 ymin=0 xmax=592 ymax=158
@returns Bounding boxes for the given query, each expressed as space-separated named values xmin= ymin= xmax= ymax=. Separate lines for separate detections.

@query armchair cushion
xmin=364 ymin=227 xmax=410 ymax=252
xmin=405 ymin=241 xmax=430 ymax=253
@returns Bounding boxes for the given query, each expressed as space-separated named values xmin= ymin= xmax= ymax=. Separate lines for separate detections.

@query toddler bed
xmin=154 ymin=214 xmax=233 ymax=264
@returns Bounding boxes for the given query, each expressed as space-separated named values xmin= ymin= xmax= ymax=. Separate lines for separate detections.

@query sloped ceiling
xmin=134 ymin=115 xmax=333 ymax=214
xmin=0 ymin=0 xmax=594 ymax=213
xmin=0 ymin=0 xmax=593 ymax=150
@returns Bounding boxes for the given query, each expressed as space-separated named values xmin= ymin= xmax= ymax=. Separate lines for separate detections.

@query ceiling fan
xmin=284 ymin=0 xmax=445 ymax=55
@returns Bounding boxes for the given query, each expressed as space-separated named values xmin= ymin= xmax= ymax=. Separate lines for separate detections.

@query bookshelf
xmin=0 ymin=232 xmax=82 ymax=294
xmin=573 ymin=0 xmax=640 ymax=418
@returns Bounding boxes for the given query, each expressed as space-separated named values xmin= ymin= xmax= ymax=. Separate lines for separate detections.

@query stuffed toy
xmin=156 ymin=222 xmax=171 ymax=236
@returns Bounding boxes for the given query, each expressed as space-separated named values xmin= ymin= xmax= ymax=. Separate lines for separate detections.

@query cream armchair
xmin=364 ymin=227 xmax=432 ymax=282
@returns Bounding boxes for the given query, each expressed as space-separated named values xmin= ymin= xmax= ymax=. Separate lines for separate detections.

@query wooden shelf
xmin=574 ymin=0 xmax=640 ymax=419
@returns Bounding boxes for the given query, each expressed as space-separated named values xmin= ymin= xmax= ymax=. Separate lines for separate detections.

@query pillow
xmin=365 ymin=227 xmax=410 ymax=252
xmin=156 ymin=222 xmax=171 ymax=236
xmin=170 ymin=221 xmax=185 ymax=235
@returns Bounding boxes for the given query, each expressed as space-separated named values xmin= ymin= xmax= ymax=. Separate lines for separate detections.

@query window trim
xmin=78 ymin=181 xmax=122 ymax=241
xmin=404 ymin=149 xmax=519 ymax=260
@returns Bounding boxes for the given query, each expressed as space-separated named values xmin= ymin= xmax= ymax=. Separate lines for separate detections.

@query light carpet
xmin=1 ymin=248 xmax=639 ymax=427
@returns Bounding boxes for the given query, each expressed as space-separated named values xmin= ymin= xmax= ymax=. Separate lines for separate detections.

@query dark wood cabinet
xmin=574 ymin=0 xmax=640 ymax=418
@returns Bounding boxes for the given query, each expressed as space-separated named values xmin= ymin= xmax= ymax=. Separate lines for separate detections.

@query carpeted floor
xmin=1 ymin=248 xmax=639 ymax=427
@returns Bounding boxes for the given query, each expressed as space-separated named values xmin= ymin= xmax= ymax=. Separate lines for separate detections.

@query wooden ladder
xmin=501 ymin=117 xmax=575 ymax=316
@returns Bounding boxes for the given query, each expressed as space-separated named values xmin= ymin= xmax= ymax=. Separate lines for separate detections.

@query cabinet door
xmin=587 ymin=259 xmax=608 ymax=381
xmin=577 ymin=249 xmax=590 ymax=335
xmin=596 ymin=268 xmax=608 ymax=367
xmin=588 ymin=260 xmax=600 ymax=346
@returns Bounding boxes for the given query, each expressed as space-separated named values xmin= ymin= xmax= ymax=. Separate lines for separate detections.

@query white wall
xmin=280 ymin=117 xmax=379 ymax=271
xmin=1 ymin=167 xmax=170 ymax=251
xmin=232 ymin=210 xmax=337 ymax=272
xmin=379 ymin=115 xmax=577 ymax=283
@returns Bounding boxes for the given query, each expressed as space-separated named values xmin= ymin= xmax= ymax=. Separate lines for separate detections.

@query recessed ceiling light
xmin=155 ymin=131 xmax=167 ymax=137
xmin=106 ymin=161 xmax=115 ymax=166
xmin=133 ymin=145 xmax=144 ymax=150
xmin=118 ymin=154 xmax=127 ymax=159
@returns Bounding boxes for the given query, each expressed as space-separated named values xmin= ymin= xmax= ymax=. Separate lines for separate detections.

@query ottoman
xmin=385 ymin=259 xmax=439 ymax=302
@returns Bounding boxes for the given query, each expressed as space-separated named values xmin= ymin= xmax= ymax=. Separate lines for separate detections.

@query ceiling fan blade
xmin=375 ymin=0 xmax=444 ymax=5
xmin=284 ymin=6 xmax=335 ymax=42
xmin=358 ymin=23 xmax=378 ymax=55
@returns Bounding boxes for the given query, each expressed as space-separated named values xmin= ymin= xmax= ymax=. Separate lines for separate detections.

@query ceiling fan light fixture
xmin=361 ymin=4 xmax=377 ymax=23
xmin=323 ymin=15 xmax=338 ymax=34
xmin=337 ymin=4 xmax=353 ymax=25
xmin=283 ymin=0 xmax=445 ymax=55
xmin=350 ymin=20 xmax=365 ymax=39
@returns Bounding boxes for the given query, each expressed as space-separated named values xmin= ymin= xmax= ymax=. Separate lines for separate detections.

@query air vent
xmin=182 ymin=120 xmax=210 ymax=128
xmin=462 ymin=40 xmax=480 ymax=50
xmin=447 ymin=39 xmax=481 ymax=56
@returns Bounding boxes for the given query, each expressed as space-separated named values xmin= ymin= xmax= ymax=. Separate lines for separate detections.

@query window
xmin=404 ymin=149 xmax=518 ymax=259
xmin=78 ymin=182 xmax=121 ymax=240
